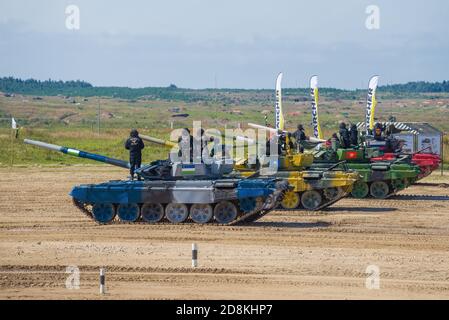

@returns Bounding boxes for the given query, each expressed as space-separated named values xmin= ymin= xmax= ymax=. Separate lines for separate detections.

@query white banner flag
xmin=11 ymin=117 xmax=17 ymax=129
xmin=274 ymin=72 xmax=284 ymax=131
xmin=365 ymin=75 xmax=380 ymax=134
xmin=310 ymin=75 xmax=323 ymax=139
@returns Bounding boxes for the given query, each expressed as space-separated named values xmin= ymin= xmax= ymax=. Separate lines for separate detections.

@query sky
xmin=0 ymin=0 xmax=448 ymax=89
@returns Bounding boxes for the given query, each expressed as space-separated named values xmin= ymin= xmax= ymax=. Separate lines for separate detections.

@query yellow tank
xmin=235 ymin=153 xmax=359 ymax=210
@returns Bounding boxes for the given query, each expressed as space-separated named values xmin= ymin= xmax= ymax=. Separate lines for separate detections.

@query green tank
xmin=312 ymin=143 xmax=422 ymax=199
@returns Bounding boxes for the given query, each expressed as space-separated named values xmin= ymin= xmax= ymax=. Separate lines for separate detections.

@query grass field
xmin=0 ymin=92 xmax=448 ymax=166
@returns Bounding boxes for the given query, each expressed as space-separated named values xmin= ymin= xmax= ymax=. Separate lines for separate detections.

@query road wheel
xmin=351 ymin=181 xmax=369 ymax=198
xmin=165 ymin=203 xmax=189 ymax=223
xmin=391 ymin=179 xmax=407 ymax=191
xmin=141 ymin=203 xmax=164 ymax=223
xmin=92 ymin=203 xmax=116 ymax=223
xmin=117 ymin=203 xmax=140 ymax=222
xmin=301 ymin=190 xmax=323 ymax=210
xmin=280 ymin=191 xmax=300 ymax=209
xmin=370 ymin=181 xmax=390 ymax=199
xmin=189 ymin=204 xmax=213 ymax=224
xmin=323 ymin=187 xmax=341 ymax=201
xmin=214 ymin=201 xmax=238 ymax=224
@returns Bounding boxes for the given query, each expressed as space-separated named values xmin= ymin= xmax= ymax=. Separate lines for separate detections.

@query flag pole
xmin=10 ymin=117 xmax=17 ymax=167
xmin=10 ymin=126 xmax=13 ymax=167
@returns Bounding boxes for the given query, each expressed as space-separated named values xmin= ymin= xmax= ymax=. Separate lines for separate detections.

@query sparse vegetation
xmin=0 ymin=77 xmax=448 ymax=166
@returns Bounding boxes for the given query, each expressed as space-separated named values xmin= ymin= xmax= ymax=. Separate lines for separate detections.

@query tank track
xmin=276 ymin=187 xmax=350 ymax=212
xmin=72 ymin=187 xmax=288 ymax=226
xmin=230 ymin=188 xmax=287 ymax=225
xmin=349 ymin=180 xmax=408 ymax=199
xmin=315 ymin=189 xmax=350 ymax=210
xmin=413 ymin=182 xmax=449 ymax=188
xmin=385 ymin=188 xmax=401 ymax=199
xmin=383 ymin=183 xmax=421 ymax=199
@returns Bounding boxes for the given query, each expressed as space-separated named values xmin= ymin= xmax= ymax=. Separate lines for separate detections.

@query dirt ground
xmin=0 ymin=166 xmax=448 ymax=300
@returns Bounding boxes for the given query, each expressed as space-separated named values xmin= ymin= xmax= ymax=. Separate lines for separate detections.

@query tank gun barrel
xmin=24 ymin=139 xmax=130 ymax=169
xmin=247 ymin=123 xmax=326 ymax=143
xmin=140 ymin=133 xmax=255 ymax=148
xmin=139 ymin=134 xmax=177 ymax=148
xmin=206 ymin=132 xmax=256 ymax=145
xmin=248 ymin=122 xmax=279 ymax=133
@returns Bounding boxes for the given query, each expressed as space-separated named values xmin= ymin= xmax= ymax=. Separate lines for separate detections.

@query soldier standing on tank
xmin=373 ymin=122 xmax=385 ymax=141
xmin=192 ymin=128 xmax=214 ymax=163
xmin=385 ymin=123 xmax=403 ymax=152
xmin=293 ymin=124 xmax=307 ymax=152
xmin=125 ymin=129 xmax=145 ymax=180
xmin=338 ymin=122 xmax=350 ymax=148
xmin=277 ymin=131 xmax=288 ymax=155
xmin=349 ymin=124 xmax=359 ymax=146
xmin=178 ymin=128 xmax=193 ymax=162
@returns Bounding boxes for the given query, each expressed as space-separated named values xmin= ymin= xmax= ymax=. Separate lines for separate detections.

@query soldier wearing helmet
xmin=349 ymin=124 xmax=359 ymax=146
xmin=125 ymin=129 xmax=145 ymax=180
xmin=293 ymin=124 xmax=307 ymax=152
xmin=338 ymin=122 xmax=350 ymax=148
xmin=373 ymin=122 xmax=385 ymax=141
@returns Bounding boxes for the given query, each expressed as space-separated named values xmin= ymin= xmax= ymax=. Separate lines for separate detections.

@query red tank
xmin=371 ymin=152 xmax=441 ymax=179
xmin=410 ymin=153 xmax=441 ymax=178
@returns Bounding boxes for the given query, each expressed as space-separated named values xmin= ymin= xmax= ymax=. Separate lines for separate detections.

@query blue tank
xmin=24 ymin=139 xmax=290 ymax=225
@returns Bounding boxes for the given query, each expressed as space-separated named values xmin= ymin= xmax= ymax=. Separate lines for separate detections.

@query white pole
xmin=441 ymin=132 xmax=444 ymax=176
xmin=10 ymin=127 xmax=13 ymax=167
xmin=100 ymin=268 xmax=105 ymax=294
xmin=192 ymin=243 xmax=198 ymax=268
xmin=97 ymin=101 xmax=101 ymax=135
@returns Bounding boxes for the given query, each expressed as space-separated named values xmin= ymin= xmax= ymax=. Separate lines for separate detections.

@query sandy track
xmin=0 ymin=166 xmax=448 ymax=299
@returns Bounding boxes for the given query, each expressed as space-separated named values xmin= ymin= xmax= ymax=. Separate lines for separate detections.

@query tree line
xmin=1 ymin=76 xmax=448 ymax=102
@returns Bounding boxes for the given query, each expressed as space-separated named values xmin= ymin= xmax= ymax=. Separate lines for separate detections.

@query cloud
xmin=0 ymin=1 xmax=448 ymax=88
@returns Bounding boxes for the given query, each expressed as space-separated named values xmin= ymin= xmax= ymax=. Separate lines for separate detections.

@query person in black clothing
xmin=177 ymin=128 xmax=214 ymax=163
xmin=349 ymin=124 xmax=359 ymax=146
xmin=338 ymin=122 xmax=350 ymax=148
xmin=193 ymin=128 xmax=214 ymax=163
xmin=293 ymin=124 xmax=307 ymax=152
xmin=277 ymin=132 xmax=289 ymax=155
xmin=293 ymin=124 xmax=307 ymax=142
xmin=331 ymin=133 xmax=340 ymax=148
xmin=385 ymin=123 xmax=403 ymax=152
xmin=373 ymin=122 xmax=385 ymax=141
xmin=178 ymin=128 xmax=193 ymax=162
xmin=125 ymin=129 xmax=145 ymax=179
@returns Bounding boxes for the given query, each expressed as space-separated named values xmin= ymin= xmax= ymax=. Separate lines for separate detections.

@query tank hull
xmin=371 ymin=153 xmax=441 ymax=179
xmin=235 ymin=159 xmax=359 ymax=211
xmin=70 ymin=178 xmax=290 ymax=225
xmin=312 ymin=148 xmax=422 ymax=198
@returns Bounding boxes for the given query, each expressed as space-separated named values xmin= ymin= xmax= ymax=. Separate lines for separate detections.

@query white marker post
xmin=99 ymin=268 xmax=106 ymax=294
xmin=192 ymin=243 xmax=198 ymax=268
